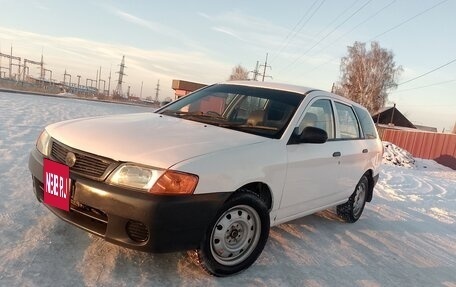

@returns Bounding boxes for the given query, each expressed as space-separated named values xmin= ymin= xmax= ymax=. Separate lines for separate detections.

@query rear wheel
xmin=337 ymin=175 xmax=368 ymax=223
xmin=197 ymin=191 xmax=270 ymax=276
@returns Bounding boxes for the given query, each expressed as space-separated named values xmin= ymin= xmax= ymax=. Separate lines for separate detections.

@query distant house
xmin=171 ymin=79 xmax=206 ymax=100
xmin=371 ymin=106 xmax=415 ymax=129
xmin=371 ymin=105 xmax=437 ymax=132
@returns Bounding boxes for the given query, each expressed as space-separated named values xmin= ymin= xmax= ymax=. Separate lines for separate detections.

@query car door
xmin=332 ymin=101 xmax=367 ymax=200
xmin=277 ymin=97 xmax=342 ymax=222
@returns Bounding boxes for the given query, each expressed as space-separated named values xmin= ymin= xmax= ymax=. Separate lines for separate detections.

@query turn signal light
xmin=150 ymin=170 xmax=198 ymax=195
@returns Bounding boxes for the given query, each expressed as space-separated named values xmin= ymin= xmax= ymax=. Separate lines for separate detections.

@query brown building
xmin=171 ymin=79 xmax=206 ymax=100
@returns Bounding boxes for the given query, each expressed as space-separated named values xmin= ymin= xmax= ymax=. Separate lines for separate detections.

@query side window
xmin=334 ymin=102 xmax=360 ymax=139
xmin=299 ymin=99 xmax=334 ymax=139
xmin=354 ymin=106 xmax=377 ymax=139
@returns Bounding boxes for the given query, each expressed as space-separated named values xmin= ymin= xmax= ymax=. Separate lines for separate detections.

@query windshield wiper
xmin=162 ymin=110 xmax=224 ymax=120
xmin=223 ymin=124 xmax=278 ymax=131
xmin=161 ymin=110 xmax=195 ymax=117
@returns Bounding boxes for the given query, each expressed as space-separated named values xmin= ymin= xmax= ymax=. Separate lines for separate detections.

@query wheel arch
xmin=230 ymin=182 xmax=273 ymax=212
xmin=364 ymin=169 xmax=374 ymax=202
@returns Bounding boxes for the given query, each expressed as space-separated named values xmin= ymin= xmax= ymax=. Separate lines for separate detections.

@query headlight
xmin=108 ymin=164 xmax=164 ymax=190
xmin=36 ymin=130 xmax=51 ymax=156
xmin=108 ymin=164 xmax=199 ymax=195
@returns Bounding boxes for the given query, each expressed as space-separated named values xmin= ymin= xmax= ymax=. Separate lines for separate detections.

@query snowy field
xmin=0 ymin=92 xmax=455 ymax=287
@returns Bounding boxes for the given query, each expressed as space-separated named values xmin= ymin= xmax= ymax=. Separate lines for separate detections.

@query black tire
xmin=337 ymin=175 xmax=368 ymax=223
xmin=197 ymin=190 xmax=270 ymax=276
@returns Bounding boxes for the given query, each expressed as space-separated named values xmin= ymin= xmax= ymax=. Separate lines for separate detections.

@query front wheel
xmin=197 ymin=191 xmax=270 ymax=276
xmin=337 ymin=175 xmax=368 ymax=223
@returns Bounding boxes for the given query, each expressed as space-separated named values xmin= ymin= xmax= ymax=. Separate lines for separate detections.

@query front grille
xmin=126 ymin=220 xmax=149 ymax=242
xmin=51 ymin=140 xmax=117 ymax=180
xmin=70 ymin=200 xmax=108 ymax=224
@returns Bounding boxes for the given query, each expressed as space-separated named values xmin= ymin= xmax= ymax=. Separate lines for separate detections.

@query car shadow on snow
xmin=260 ymin=201 xmax=456 ymax=286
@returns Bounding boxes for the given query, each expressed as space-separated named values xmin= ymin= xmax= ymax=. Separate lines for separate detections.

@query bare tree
xmin=334 ymin=41 xmax=402 ymax=114
xmin=228 ymin=65 xmax=249 ymax=81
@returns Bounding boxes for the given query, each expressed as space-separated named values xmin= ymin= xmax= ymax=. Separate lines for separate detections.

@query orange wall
xmin=381 ymin=129 xmax=456 ymax=170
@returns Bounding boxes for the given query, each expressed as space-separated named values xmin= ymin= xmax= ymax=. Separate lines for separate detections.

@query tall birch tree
xmin=334 ymin=42 xmax=402 ymax=114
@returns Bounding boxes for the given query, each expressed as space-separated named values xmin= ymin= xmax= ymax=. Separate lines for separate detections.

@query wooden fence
xmin=378 ymin=127 xmax=456 ymax=170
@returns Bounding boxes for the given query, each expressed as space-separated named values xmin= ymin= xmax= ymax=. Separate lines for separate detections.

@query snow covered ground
xmin=0 ymin=92 xmax=455 ymax=287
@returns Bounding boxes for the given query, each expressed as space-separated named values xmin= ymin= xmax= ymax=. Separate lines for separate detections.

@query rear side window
xmin=354 ymin=106 xmax=377 ymax=139
xmin=334 ymin=102 xmax=360 ymax=139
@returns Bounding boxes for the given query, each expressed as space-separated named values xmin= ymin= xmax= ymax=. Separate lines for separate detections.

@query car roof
xmin=222 ymin=81 xmax=317 ymax=96
xmin=221 ymin=81 xmax=369 ymax=112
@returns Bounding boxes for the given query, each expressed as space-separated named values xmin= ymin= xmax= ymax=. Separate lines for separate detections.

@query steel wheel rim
xmin=210 ymin=205 xmax=261 ymax=266
xmin=353 ymin=182 xmax=366 ymax=217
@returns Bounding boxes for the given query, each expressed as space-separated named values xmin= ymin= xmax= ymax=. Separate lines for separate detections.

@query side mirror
xmin=299 ymin=126 xmax=328 ymax=144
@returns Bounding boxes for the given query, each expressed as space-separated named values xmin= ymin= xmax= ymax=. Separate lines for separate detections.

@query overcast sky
xmin=0 ymin=0 xmax=454 ymax=131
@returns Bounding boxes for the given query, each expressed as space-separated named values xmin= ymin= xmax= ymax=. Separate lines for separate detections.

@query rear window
xmin=353 ymin=106 xmax=377 ymax=139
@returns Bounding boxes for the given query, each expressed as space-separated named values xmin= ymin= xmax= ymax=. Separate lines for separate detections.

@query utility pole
xmin=95 ymin=68 xmax=99 ymax=92
xmin=77 ymin=75 xmax=81 ymax=93
xmin=44 ymin=68 xmax=52 ymax=83
xmin=9 ymin=46 xmax=12 ymax=79
xmin=108 ymin=68 xmax=112 ymax=97
xmin=389 ymin=103 xmax=396 ymax=125
xmin=11 ymin=62 xmax=22 ymax=81
xmin=250 ymin=61 xmax=260 ymax=81
xmin=140 ymin=81 xmax=143 ymax=99
xmin=0 ymin=46 xmax=21 ymax=79
xmin=63 ymin=69 xmax=71 ymax=86
xmin=99 ymin=79 xmax=106 ymax=95
xmin=155 ymin=79 xmax=160 ymax=102
xmin=40 ymin=53 xmax=44 ymax=80
xmin=22 ymin=58 xmax=43 ymax=81
xmin=98 ymin=66 xmax=102 ymax=90
xmin=259 ymin=53 xmax=272 ymax=82
xmin=115 ymin=55 xmax=127 ymax=98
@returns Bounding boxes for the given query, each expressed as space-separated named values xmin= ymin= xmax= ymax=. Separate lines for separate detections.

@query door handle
xmin=332 ymin=152 xmax=341 ymax=157
xmin=362 ymin=149 xmax=368 ymax=154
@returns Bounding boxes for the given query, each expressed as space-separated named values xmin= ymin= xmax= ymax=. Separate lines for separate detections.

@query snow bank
xmin=382 ymin=141 xmax=416 ymax=168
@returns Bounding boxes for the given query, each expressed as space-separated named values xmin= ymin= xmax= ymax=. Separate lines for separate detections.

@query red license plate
xmin=43 ymin=159 xmax=71 ymax=211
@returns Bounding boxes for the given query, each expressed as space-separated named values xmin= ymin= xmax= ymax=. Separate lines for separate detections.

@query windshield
xmin=157 ymin=84 xmax=304 ymax=139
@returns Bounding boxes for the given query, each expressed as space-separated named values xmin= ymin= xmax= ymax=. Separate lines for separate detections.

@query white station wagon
xmin=29 ymin=81 xmax=382 ymax=276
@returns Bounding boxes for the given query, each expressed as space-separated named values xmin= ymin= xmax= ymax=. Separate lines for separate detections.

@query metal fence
xmin=378 ymin=127 xmax=456 ymax=170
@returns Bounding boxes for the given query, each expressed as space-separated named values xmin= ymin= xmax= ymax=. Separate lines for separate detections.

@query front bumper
xmin=29 ymin=148 xmax=230 ymax=252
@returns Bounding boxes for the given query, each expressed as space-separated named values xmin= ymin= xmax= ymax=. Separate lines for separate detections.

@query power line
xmin=392 ymin=78 xmax=456 ymax=93
xmin=311 ymin=0 xmax=361 ymax=40
xmin=271 ymin=0 xmax=319 ymax=63
xmin=271 ymin=0 xmax=325 ymax=64
xmin=369 ymin=0 xmax=449 ymax=41
xmin=279 ymin=0 xmax=372 ymax=75
xmin=311 ymin=0 xmax=396 ymax=59
xmin=297 ymin=0 xmax=447 ymax=78
xmin=283 ymin=0 xmax=320 ymax=43
xmin=398 ymin=57 xmax=456 ymax=86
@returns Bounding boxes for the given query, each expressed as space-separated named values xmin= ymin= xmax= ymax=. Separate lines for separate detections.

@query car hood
xmin=46 ymin=113 xmax=267 ymax=168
